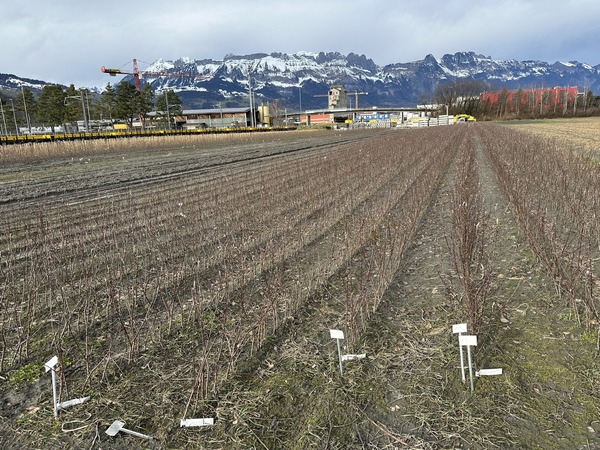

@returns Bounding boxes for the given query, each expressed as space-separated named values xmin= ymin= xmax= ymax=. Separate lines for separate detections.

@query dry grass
xmin=0 ymin=130 xmax=306 ymax=163
xmin=507 ymin=117 xmax=600 ymax=157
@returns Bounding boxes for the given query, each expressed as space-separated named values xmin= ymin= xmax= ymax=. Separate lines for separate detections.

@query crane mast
xmin=101 ymin=58 xmax=209 ymax=92
xmin=348 ymin=91 xmax=368 ymax=109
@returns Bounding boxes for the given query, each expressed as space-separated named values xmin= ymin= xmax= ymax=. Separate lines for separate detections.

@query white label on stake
xmin=459 ymin=335 xmax=477 ymax=347
xmin=452 ymin=323 xmax=468 ymax=334
xmin=329 ymin=329 xmax=344 ymax=340
xmin=57 ymin=396 xmax=90 ymax=410
xmin=341 ymin=353 xmax=366 ymax=361
xmin=180 ymin=418 xmax=214 ymax=427
xmin=44 ymin=356 xmax=58 ymax=372
xmin=476 ymin=368 xmax=503 ymax=377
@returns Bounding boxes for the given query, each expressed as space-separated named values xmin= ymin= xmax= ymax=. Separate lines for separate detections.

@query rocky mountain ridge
xmin=2 ymin=51 xmax=600 ymax=109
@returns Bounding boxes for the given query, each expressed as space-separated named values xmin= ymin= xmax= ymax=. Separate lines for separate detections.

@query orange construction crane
xmin=101 ymin=58 xmax=210 ymax=92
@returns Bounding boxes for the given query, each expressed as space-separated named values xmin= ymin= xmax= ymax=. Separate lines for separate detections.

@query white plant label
xmin=105 ymin=420 xmax=153 ymax=440
xmin=459 ymin=334 xmax=478 ymax=347
xmin=452 ymin=323 xmax=467 ymax=334
xmin=57 ymin=396 xmax=90 ymax=410
xmin=476 ymin=368 xmax=503 ymax=377
xmin=44 ymin=356 xmax=60 ymax=417
xmin=180 ymin=418 xmax=215 ymax=427
xmin=330 ymin=329 xmax=344 ymax=340
xmin=341 ymin=354 xmax=366 ymax=362
xmin=44 ymin=356 xmax=58 ymax=372
xmin=330 ymin=329 xmax=345 ymax=375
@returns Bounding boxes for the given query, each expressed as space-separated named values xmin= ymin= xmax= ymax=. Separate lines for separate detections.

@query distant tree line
xmin=0 ymin=82 xmax=182 ymax=134
xmin=3 ymin=78 xmax=599 ymax=134
xmin=433 ymin=79 xmax=599 ymax=120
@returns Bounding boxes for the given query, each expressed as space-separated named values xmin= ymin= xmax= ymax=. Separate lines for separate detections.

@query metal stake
xmin=50 ymin=369 xmax=58 ymax=417
xmin=452 ymin=323 xmax=468 ymax=383
xmin=330 ymin=329 xmax=345 ymax=375
xmin=458 ymin=335 xmax=477 ymax=392
xmin=466 ymin=343 xmax=474 ymax=392
xmin=44 ymin=356 xmax=59 ymax=417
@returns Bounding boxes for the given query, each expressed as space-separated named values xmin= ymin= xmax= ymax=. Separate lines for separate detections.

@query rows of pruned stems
xmin=0 ymin=127 xmax=464 ymax=429
xmin=447 ymin=131 xmax=494 ymax=336
xmin=0 ymin=130 xmax=302 ymax=163
xmin=480 ymin=124 xmax=599 ymax=335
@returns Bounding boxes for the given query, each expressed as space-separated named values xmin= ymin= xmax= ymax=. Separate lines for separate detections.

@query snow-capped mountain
xmin=137 ymin=51 xmax=600 ymax=108
xmin=0 ymin=73 xmax=53 ymax=94
xmin=3 ymin=51 xmax=600 ymax=109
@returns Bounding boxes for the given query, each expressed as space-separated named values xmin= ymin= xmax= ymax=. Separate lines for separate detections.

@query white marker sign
xmin=476 ymin=368 xmax=503 ymax=377
xmin=105 ymin=420 xmax=153 ymax=440
xmin=452 ymin=323 xmax=467 ymax=334
xmin=44 ymin=356 xmax=58 ymax=372
xmin=458 ymin=335 xmax=477 ymax=392
xmin=330 ymin=329 xmax=345 ymax=375
xmin=459 ymin=334 xmax=478 ymax=347
xmin=44 ymin=356 xmax=60 ymax=417
xmin=329 ymin=329 xmax=344 ymax=340
xmin=180 ymin=418 xmax=215 ymax=427
xmin=57 ymin=396 xmax=90 ymax=410
xmin=329 ymin=329 xmax=366 ymax=375
xmin=44 ymin=356 xmax=90 ymax=417
xmin=342 ymin=354 xmax=366 ymax=362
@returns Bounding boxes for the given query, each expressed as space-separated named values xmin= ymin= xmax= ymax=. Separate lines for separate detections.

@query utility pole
xmin=21 ymin=86 xmax=31 ymax=134
xmin=85 ymin=91 xmax=92 ymax=124
xmin=80 ymin=94 xmax=89 ymax=132
xmin=0 ymin=100 xmax=7 ymax=136
xmin=10 ymin=99 xmax=19 ymax=136
xmin=247 ymin=66 xmax=255 ymax=128
xmin=64 ymin=94 xmax=89 ymax=132
xmin=348 ymin=91 xmax=368 ymax=109
xmin=165 ymin=92 xmax=171 ymax=130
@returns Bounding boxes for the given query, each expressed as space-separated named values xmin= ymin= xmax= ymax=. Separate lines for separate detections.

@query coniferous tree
xmin=137 ymin=83 xmax=155 ymax=128
xmin=98 ymin=83 xmax=116 ymax=120
xmin=64 ymin=84 xmax=83 ymax=128
xmin=37 ymin=85 xmax=65 ymax=132
xmin=114 ymin=82 xmax=138 ymax=127
xmin=155 ymin=89 xmax=182 ymax=113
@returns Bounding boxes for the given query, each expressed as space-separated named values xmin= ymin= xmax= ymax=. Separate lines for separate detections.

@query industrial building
xmin=174 ymin=107 xmax=269 ymax=129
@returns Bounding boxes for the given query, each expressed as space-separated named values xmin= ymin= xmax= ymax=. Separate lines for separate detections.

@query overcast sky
xmin=3 ymin=0 xmax=600 ymax=88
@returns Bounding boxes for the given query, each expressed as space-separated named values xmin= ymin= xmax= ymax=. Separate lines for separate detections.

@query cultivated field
xmin=0 ymin=123 xmax=598 ymax=449
xmin=506 ymin=116 xmax=600 ymax=158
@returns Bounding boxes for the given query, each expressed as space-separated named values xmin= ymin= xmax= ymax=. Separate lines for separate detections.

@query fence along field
xmin=0 ymin=123 xmax=598 ymax=448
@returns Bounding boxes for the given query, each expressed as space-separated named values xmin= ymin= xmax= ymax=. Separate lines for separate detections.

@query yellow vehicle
xmin=453 ymin=114 xmax=476 ymax=123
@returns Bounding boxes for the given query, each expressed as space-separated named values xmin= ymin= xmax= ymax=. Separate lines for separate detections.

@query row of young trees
xmin=0 ymin=82 xmax=182 ymax=134
xmin=433 ymin=79 xmax=599 ymax=120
